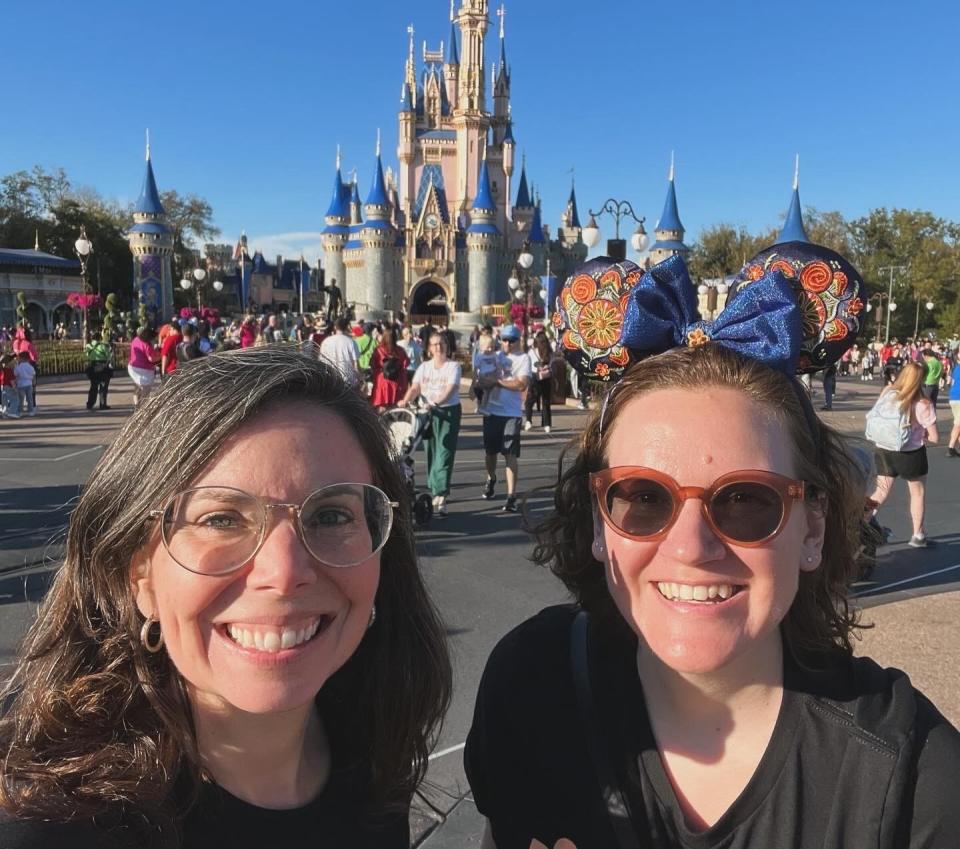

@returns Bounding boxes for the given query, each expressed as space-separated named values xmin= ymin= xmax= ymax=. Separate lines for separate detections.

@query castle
xmin=321 ymin=0 xmax=593 ymax=325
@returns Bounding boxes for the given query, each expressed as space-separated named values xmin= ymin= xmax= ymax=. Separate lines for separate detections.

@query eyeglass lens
xmin=161 ymin=484 xmax=392 ymax=574
xmin=604 ymin=478 xmax=785 ymax=543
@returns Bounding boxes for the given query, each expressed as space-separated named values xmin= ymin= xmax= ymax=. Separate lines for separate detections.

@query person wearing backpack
xmin=866 ymin=361 xmax=939 ymax=548
xmin=369 ymin=327 xmax=409 ymax=411
xmin=176 ymin=323 xmax=205 ymax=364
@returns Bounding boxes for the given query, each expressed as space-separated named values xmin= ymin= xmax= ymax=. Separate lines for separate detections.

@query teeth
xmin=656 ymin=582 xmax=739 ymax=603
xmin=224 ymin=618 xmax=324 ymax=653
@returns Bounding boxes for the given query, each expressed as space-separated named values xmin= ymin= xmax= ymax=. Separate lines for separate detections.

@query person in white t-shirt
xmin=400 ymin=332 xmax=462 ymax=515
xmin=318 ymin=317 xmax=361 ymax=387
xmin=476 ymin=324 xmax=532 ymax=512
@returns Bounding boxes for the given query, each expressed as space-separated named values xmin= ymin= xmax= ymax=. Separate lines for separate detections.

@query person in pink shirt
xmin=127 ymin=326 xmax=160 ymax=406
xmin=12 ymin=327 xmax=38 ymax=364
xmin=239 ymin=315 xmax=257 ymax=349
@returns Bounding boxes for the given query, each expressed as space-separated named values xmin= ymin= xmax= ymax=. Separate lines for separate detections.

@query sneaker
xmin=432 ymin=495 xmax=440 ymax=509
xmin=577 ymin=401 xmax=589 ymax=411
xmin=501 ymin=495 xmax=518 ymax=513
xmin=908 ymin=534 xmax=931 ymax=548
xmin=481 ymin=476 xmax=496 ymax=500
xmin=948 ymin=447 xmax=959 ymax=458
xmin=2 ymin=411 xmax=19 ymax=419
xmin=523 ymin=419 xmax=533 ymax=431
xmin=544 ymin=425 xmax=551 ymax=434
xmin=436 ymin=497 xmax=448 ymax=517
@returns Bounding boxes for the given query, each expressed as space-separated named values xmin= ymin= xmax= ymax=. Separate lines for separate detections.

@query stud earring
xmin=806 ymin=555 xmax=814 ymax=563
xmin=140 ymin=617 xmax=164 ymax=653
xmin=368 ymin=604 xmax=377 ymax=629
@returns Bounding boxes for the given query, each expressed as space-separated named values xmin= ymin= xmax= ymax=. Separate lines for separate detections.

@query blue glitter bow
xmin=620 ymin=255 xmax=803 ymax=374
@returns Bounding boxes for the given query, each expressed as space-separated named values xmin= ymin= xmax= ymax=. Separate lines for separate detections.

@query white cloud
xmin=245 ymin=231 xmax=325 ymax=264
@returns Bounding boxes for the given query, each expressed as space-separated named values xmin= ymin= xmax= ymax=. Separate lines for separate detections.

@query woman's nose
xmin=246 ymin=513 xmax=319 ymax=592
xmin=658 ymin=498 xmax=726 ymax=564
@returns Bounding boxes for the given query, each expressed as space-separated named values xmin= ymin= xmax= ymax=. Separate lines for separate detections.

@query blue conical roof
xmin=503 ymin=119 xmax=515 ymax=144
xmin=528 ymin=202 xmax=545 ymax=243
xmin=497 ymin=36 xmax=509 ymax=84
xmin=448 ymin=21 xmax=459 ymax=63
xmin=515 ymin=163 xmax=531 ymax=208
xmin=325 ymin=167 xmax=349 ymax=219
xmin=657 ymin=176 xmax=683 ymax=233
xmin=778 ymin=186 xmax=809 ymax=243
xmin=135 ymin=155 xmax=165 ymax=215
xmin=567 ymin=184 xmax=581 ymax=228
xmin=400 ymin=83 xmax=413 ymax=112
xmin=472 ymin=158 xmax=496 ymax=213
xmin=366 ymin=154 xmax=389 ymax=207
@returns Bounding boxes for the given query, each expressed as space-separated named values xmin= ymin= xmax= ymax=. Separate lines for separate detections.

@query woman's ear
xmin=799 ymin=496 xmax=827 ymax=572
xmin=130 ymin=551 xmax=157 ymax=619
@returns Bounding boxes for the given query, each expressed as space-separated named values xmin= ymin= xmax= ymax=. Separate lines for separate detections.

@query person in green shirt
xmin=922 ymin=348 xmax=942 ymax=406
xmin=84 ymin=332 xmax=114 ymax=411
xmin=356 ymin=322 xmax=377 ymax=386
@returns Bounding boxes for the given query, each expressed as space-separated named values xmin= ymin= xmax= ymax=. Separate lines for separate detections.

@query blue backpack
xmin=865 ymin=390 xmax=911 ymax=451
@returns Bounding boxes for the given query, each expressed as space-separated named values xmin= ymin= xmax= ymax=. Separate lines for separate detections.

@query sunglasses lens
xmin=605 ymin=478 xmax=674 ymax=537
xmin=710 ymin=482 xmax=784 ymax=542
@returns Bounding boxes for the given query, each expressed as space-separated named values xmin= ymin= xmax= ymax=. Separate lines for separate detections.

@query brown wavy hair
xmin=0 ymin=346 xmax=451 ymax=826
xmin=531 ymin=344 xmax=864 ymax=657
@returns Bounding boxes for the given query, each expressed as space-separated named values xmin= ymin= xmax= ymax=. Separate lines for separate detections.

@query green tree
xmin=687 ymin=224 xmax=769 ymax=282
xmin=161 ymin=190 xmax=220 ymax=279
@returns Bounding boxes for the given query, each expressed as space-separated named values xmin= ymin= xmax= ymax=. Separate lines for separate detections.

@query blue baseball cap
xmin=500 ymin=324 xmax=521 ymax=341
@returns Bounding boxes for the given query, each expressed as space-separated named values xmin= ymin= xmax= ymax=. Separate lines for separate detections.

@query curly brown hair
xmin=531 ymin=344 xmax=864 ymax=657
xmin=0 ymin=346 xmax=451 ymax=826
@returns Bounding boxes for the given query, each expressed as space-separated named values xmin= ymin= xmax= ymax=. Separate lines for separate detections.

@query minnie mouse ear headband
xmin=553 ymin=242 xmax=864 ymax=381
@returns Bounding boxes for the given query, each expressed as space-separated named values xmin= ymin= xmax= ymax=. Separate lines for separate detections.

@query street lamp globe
xmin=717 ymin=283 xmax=729 ymax=295
xmin=697 ymin=284 xmax=708 ymax=295
xmin=513 ymin=289 xmax=524 ymax=301
xmin=518 ymin=250 xmax=534 ymax=270
xmin=866 ymin=303 xmax=872 ymax=313
xmin=193 ymin=267 xmax=207 ymax=283
xmin=180 ymin=278 xmax=192 ymax=291
xmin=926 ymin=301 xmax=935 ymax=311
xmin=74 ymin=236 xmax=92 ymax=257
xmin=507 ymin=275 xmax=520 ymax=291
xmin=581 ymin=215 xmax=601 ymax=248
xmin=213 ymin=280 xmax=224 ymax=292
xmin=630 ymin=223 xmax=649 ymax=253
xmin=889 ymin=302 xmax=897 ymax=312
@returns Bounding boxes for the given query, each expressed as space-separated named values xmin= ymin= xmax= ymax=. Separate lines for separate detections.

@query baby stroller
xmin=381 ymin=405 xmax=434 ymax=525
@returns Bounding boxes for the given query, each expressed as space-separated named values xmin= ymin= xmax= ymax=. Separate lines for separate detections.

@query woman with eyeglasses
xmin=0 ymin=346 xmax=451 ymax=848
xmin=465 ymin=253 xmax=959 ymax=849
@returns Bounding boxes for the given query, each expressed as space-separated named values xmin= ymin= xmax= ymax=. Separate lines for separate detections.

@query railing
xmin=480 ymin=304 xmax=506 ymax=322
xmin=409 ymin=314 xmax=449 ymax=328
xmin=12 ymin=340 xmax=133 ymax=377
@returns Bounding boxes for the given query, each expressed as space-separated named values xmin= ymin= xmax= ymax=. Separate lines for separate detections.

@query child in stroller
xmin=381 ymin=403 xmax=434 ymax=525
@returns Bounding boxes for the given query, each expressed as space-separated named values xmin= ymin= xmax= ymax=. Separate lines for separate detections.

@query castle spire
xmin=145 ymin=128 xmax=151 ymax=161
xmin=657 ymin=153 xmax=683 ymax=232
xmin=515 ymin=155 xmax=531 ymax=208
xmin=447 ymin=0 xmax=459 ymax=63
xmin=472 ymin=155 xmax=496 ymax=214
xmin=565 ymin=180 xmax=581 ymax=228
xmin=778 ymin=154 xmax=809 ymax=244
xmin=135 ymin=137 xmax=165 ymax=215
xmin=405 ymin=23 xmax=416 ymax=92
xmin=324 ymin=148 xmax=349 ymax=220
xmin=366 ymin=134 xmax=389 ymax=207
xmin=496 ymin=3 xmax=509 ymax=82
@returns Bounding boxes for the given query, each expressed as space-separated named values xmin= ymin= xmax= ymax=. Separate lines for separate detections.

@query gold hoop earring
xmin=367 ymin=604 xmax=377 ymax=630
xmin=140 ymin=618 xmax=164 ymax=653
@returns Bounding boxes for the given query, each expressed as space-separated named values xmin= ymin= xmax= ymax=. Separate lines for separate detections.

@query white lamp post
xmin=581 ymin=215 xmax=600 ymax=249
xmin=74 ymin=227 xmax=94 ymax=338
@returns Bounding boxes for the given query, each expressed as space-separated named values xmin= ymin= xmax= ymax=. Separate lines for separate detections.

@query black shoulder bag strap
xmin=570 ymin=610 xmax=643 ymax=849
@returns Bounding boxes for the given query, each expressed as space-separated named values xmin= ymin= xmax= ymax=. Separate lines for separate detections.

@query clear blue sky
xmin=2 ymin=0 xmax=957 ymax=262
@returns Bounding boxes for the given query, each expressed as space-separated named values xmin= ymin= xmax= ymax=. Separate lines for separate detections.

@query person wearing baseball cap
xmin=476 ymin=323 xmax=532 ymax=512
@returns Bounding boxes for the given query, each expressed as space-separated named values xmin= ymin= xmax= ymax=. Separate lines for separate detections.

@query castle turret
xmin=127 ymin=133 xmax=174 ymax=322
xmin=559 ymin=180 xmax=583 ymax=245
xmin=342 ymin=178 xmax=365 ymax=305
xmin=321 ymin=147 xmax=350 ymax=309
xmin=466 ymin=156 xmax=499 ymax=315
xmin=444 ymin=2 xmax=460 ymax=108
xmin=492 ymin=4 xmax=510 ymax=139
xmin=777 ymin=154 xmax=809 ymax=244
xmin=648 ymin=153 xmax=689 ymax=265
xmin=361 ymin=134 xmax=398 ymax=318
xmin=456 ymin=0 xmax=489 ymax=113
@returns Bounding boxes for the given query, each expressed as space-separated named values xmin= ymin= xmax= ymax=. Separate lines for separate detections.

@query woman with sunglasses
xmin=0 ymin=346 xmax=451 ymax=848
xmin=465 ymin=253 xmax=959 ymax=849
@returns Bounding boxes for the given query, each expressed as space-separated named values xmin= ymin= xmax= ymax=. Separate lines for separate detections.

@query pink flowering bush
xmin=67 ymin=292 xmax=102 ymax=310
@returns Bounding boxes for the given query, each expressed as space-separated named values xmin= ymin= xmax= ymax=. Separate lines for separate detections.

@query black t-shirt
xmin=0 ymin=764 xmax=409 ymax=849
xmin=465 ymin=605 xmax=960 ymax=849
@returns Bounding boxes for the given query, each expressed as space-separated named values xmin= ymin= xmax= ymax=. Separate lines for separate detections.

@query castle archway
xmin=409 ymin=279 xmax=450 ymax=326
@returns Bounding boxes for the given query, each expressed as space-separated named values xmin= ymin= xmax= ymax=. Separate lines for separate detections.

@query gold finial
xmin=793 ymin=153 xmax=800 ymax=190
xmin=407 ymin=24 xmax=414 ymax=61
xmin=376 ymin=129 xmax=381 ymax=157
xmin=450 ymin=0 xmax=455 ymax=21
xmin=497 ymin=3 xmax=506 ymax=38
xmin=145 ymin=128 xmax=151 ymax=161
xmin=668 ymin=150 xmax=675 ymax=181
xmin=336 ymin=144 xmax=342 ymax=170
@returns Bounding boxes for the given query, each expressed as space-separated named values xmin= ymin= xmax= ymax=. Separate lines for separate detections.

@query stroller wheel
xmin=414 ymin=493 xmax=433 ymax=525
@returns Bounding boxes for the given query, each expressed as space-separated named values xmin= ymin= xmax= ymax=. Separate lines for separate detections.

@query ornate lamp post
xmin=74 ymin=227 xmax=94 ymax=338
xmin=507 ymin=242 xmax=540 ymax=347
xmin=914 ymin=299 xmax=934 ymax=340
xmin=877 ymin=265 xmax=907 ymax=342
xmin=865 ymin=292 xmax=896 ymax=343
xmin=580 ymin=199 xmax=648 ymax=263
xmin=180 ymin=265 xmax=210 ymax=312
